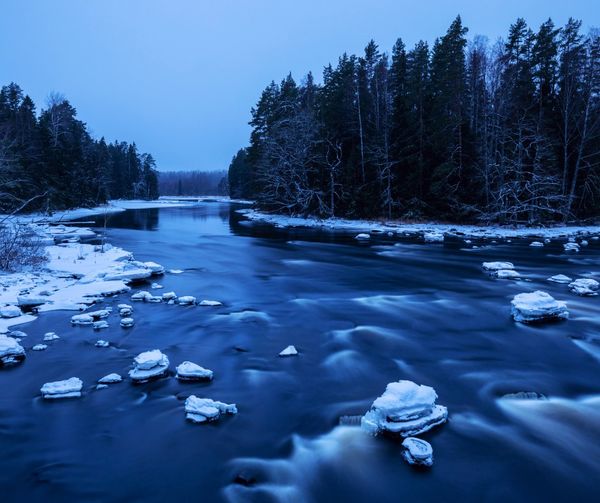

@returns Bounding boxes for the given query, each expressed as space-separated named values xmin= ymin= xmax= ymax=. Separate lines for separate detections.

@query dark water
xmin=2 ymin=203 xmax=600 ymax=502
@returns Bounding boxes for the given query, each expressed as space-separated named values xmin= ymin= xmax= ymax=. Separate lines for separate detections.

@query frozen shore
xmin=238 ymin=209 xmax=600 ymax=241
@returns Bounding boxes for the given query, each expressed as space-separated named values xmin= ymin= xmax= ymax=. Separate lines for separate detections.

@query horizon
xmin=0 ymin=0 xmax=597 ymax=172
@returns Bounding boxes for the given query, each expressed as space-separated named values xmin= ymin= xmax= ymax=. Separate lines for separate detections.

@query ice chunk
xmin=95 ymin=340 xmax=109 ymax=348
xmin=120 ymin=317 xmax=134 ymax=328
xmin=548 ymin=274 xmax=572 ymax=284
xmin=354 ymin=233 xmax=370 ymax=241
xmin=162 ymin=291 xmax=177 ymax=301
xmin=279 ymin=345 xmax=298 ymax=357
xmin=482 ymin=261 xmax=514 ymax=272
xmin=511 ymin=291 xmax=569 ymax=323
xmin=178 ymin=296 xmax=196 ymax=305
xmin=98 ymin=373 xmax=122 ymax=384
xmin=361 ymin=380 xmax=448 ymax=437
xmin=569 ymin=278 xmax=599 ymax=296
xmin=529 ymin=241 xmax=544 ymax=247
xmin=43 ymin=332 xmax=60 ymax=341
xmin=71 ymin=313 xmax=93 ymax=326
xmin=129 ymin=349 xmax=169 ymax=382
xmin=402 ymin=437 xmax=433 ymax=467
xmin=32 ymin=344 xmax=48 ymax=351
xmin=0 ymin=305 xmax=22 ymax=318
xmin=41 ymin=377 xmax=83 ymax=399
xmin=199 ymin=300 xmax=222 ymax=307
xmin=176 ymin=361 xmax=214 ymax=381
xmin=0 ymin=334 xmax=25 ymax=365
xmin=184 ymin=395 xmax=237 ymax=423
xmin=93 ymin=320 xmax=109 ymax=330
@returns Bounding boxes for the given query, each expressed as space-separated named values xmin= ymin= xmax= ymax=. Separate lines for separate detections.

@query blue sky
xmin=0 ymin=1 xmax=597 ymax=171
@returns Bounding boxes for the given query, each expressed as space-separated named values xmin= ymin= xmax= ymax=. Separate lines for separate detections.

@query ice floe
xmin=402 ymin=437 xmax=433 ymax=467
xmin=118 ymin=304 xmax=133 ymax=316
xmin=361 ymin=380 xmax=448 ymax=437
xmin=548 ymin=274 xmax=572 ymax=284
xmin=184 ymin=395 xmax=237 ymax=423
xmin=40 ymin=377 xmax=83 ymax=399
xmin=568 ymin=278 xmax=599 ymax=296
xmin=129 ymin=349 xmax=169 ymax=382
xmin=176 ymin=361 xmax=214 ymax=381
xmin=0 ymin=334 xmax=25 ymax=365
xmin=279 ymin=345 xmax=298 ymax=357
xmin=98 ymin=373 xmax=122 ymax=384
xmin=511 ymin=291 xmax=569 ymax=323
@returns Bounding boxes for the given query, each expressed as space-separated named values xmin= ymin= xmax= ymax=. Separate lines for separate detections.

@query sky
xmin=0 ymin=1 xmax=597 ymax=172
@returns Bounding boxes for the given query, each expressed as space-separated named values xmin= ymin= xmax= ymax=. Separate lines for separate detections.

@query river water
xmin=1 ymin=203 xmax=599 ymax=502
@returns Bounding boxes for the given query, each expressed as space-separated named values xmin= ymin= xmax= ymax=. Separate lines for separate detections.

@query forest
xmin=229 ymin=16 xmax=600 ymax=224
xmin=0 ymin=82 xmax=159 ymax=214
xmin=158 ymin=170 xmax=227 ymax=196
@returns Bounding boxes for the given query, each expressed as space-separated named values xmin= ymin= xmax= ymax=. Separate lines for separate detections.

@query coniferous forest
xmin=0 ymin=83 xmax=159 ymax=213
xmin=229 ymin=17 xmax=600 ymax=224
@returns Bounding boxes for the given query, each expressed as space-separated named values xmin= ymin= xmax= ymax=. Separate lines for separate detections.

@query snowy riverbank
xmin=238 ymin=209 xmax=600 ymax=241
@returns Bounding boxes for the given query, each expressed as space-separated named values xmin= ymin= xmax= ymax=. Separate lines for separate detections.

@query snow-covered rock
xmin=482 ymin=261 xmax=514 ymax=272
xmin=96 ymin=384 xmax=108 ymax=390
xmin=71 ymin=313 xmax=93 ymax=326
xmin=402 ymin=437 xmax=433 ymax=467
xmin=176 ymin=361 xmax=214 ymax=381
xmin=568 ymin=278 xmax=599 ymax=296
xmin=0 ymin=335 xmax=25 ymax=365
xmin=95 ymin=340 xmax=109 ymax=348
xmin=143 ymin=261 xmax=165 ymax=275
xmin=0 ymin=305 xmax=22 ymax=318
xmin=120 ymin=317 xmax=135 ymax=328
xmin=279 ymin=345 xmax=298 ymax=357
xmin=32 ymin=344 xmax=47 ymax=351
xmin=87 ymin=309 xmax=110 ymax=320
xmin=199 ymin=300 xmax=222 ymax=307
xmin=118 ymin=304 xmax=133 ymax=316
xmin=147 ymin=295 xmax=163 ymax=303
xmin=564 ymin=242 xmax=580 ymax=252
xmin=98 ymin=373 xmax=122 ymax=384
xmin=129 ymin=349 xmax=169 ymax=382
xmin=529 ymin=241 xmax=544 ymax=247
xmin=361 ymin=380 xmax=448 ymax=437
xmin=162 ymin=291 xmax=177 ymax=301
xmin=168 ymin=269 xmax=183 ymax=274
xmin=548 ymin=274 xmax=572 ymax=284
xmin=493 ymin=269 xmax=520 ymax=280
xmin=131 ymin=291 xmax=152 ymax=302
xmin=17 ymin=295 xmax=46 ymax=307
xmin=151 ymin=283 xmax=163 ymax=289
xmin=423 ymin=231 xmax=444 ymax=243
xmin=354 ymin=233 xmax=370 ymax=241
xmin=178 ymin=296 xmax=196 ymax=305
xmin=40 ymin=377 xmax=83 ymax=399
xmin=184 ymin=395 xmax=237 ymax=423
xmin=93 ymin=320 xmax=109 ymax=330
xmin=8 ymin=330 xmax=27 ymax=338
xmin=103 ymin=263 xmax=153 ymax=282
xmin=511 ymin=291 xmax=569 ymax=323
xmin=43 ymin=332 xmax=60 ymax=341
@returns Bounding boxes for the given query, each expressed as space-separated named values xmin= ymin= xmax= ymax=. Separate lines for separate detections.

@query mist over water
xmin=1 ymin=203 xmax=599 ymax=502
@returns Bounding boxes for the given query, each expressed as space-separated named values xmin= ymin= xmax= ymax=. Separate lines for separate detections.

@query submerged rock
xmin=569 ymin=278 xmax=599 ymax=296
xmin=511 ymin=291 xmax=569 ymax=323
xmin=176 ymin=361 xmax=213 ymax=381
xmin=98 ymin=373 xmax=122 ymax=384
xmin=184 ymin=395 xmax=237 ymax=423
xmin=71 ymin=313 xmax=94 ymax=326
xmin=0 ymin=335 xmax=25 ymax=365
xmin=120 ymin=317 xmax=135 ymax=328
xmin=279 ymin=345 xmax=298 ymax=357
xmin=129 ymin=349 xmax=169 ymax=382
xmin=361 ymin=380 xmax=448 ymax=437
xmin=402 ymin=437 xmax=433 ymax=467
xmin=41 ymin=377 xmax=83 ymax=399
xmin=548 ymin=274 xmax=572 ymax=284
xmin=482 ymin=261 xmax=514 ymax=272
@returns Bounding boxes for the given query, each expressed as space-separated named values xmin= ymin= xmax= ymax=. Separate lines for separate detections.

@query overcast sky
xmin=0 ymin=1 xmax=596 ymax=171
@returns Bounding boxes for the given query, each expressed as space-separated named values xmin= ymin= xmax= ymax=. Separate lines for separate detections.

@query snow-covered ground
xmin=238 ymin=209 xmax=600 ymax=240
xmin=159 ymin=195 xmax=254 ymax=205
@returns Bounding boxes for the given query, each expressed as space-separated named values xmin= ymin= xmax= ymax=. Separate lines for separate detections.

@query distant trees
xmin=230 ymin=16 xmax=600 ymax=223
xmin=158 ymin=170 xmax=227 ymax=196
xmin=0 ymin=82 xmax=159 ymax=213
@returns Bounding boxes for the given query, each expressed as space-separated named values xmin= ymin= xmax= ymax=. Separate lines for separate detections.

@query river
xmin=1 ymin=202 xmax=599 ymax=502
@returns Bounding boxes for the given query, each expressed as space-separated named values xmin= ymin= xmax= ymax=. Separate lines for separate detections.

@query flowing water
xmin=1 ymin=203 xmax=599 ymax=502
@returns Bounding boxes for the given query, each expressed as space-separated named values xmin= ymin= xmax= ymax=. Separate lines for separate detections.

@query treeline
xmin=229 ymin=17 xmax=600 ymax=223
xmin=0 ymin=82 xmax=159 ymax=213
xmin=158 ymin=170 xmax=227 ymax=196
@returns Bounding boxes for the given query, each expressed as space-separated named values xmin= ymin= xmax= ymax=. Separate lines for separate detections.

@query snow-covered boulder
xmin=402 ymin=437 xmax=433 ymax=467
xmin=95 ymin=340 xmax=109 ymax=348
xmin=548 ymin=274 xmax=572 ymax=284
xmin=129 ymin=349 xmax=169 ymax=382
xmin=162 ymin=291 xmax=177 ymax=301
xmin=354 ymin=233 xmax=370 ymax=241
xmin=120 ymin=317 xmax=134 ymax=328
xmin=151 ymin=283 xmax=163 ymax=289
xmin=98 ymin=373 xmax=122 ymax=384
xmin=564 ymin=242 xmax=580 ymax=252
xmin=43 ymin=332 xmax=60 ymax=341
xmin=423 ymin=231 xmax=444 ymax=243
xmin=87 ymin=309 xmax=110 ymax=320
xmin=361 ymin=380 xmax=448 ymax=437
xmin=199 ymin=299 xmax=222 ymax=307
xmin=184 ymin=395 xmax=237 ymax=423
xmin=493 ymin=269 xmax=520 ymax=280
xmin=178 ymin=296 xmax=196 ymax=305
xmin=118 ymin=304 xmax=133 ymax=316
xmin=131 ymin=291 xmax=152 ymax=302
xmin=168 ymin=269 xmax=183 ymax=274
xmin=147 ymin=295 xmax=163 ymax=303
xmin=0 ymin=335 xmax=25 ymax=365
xmin=103 ymin=263 xmax=153 ymax=282
xmin=143 ymin=261 xmax=165 ymax=275
xmin=511 ymin=291 xmax=568 ymax=323
xmin=176 ymin=361 xmax=213 ymax=381
xmin=40 ymin=377 xmax=83 ymax=399
xmin=93 ymin=320 xmax=109 ymax=330
xmin=279 ymin=345 xmax=298 ymax=357
xmin=0 ymin=305 xmax=22 ymax=318
xmin=569 ymin=278 xmax=599 ymax=296
xmin=482 ymin=261 xmax=514 ymax=272
xmin=32 ymin=344 xmax=47 ymax=351
xmin=17 ymin=295 xmax=46 ymax=308
xmin=8 ymin=330 xmax=27 ymax=338
xmin=71 ymin=313 xmax=93 ymax=326
xmin=529 ymin=241 xmax=544 ymax=248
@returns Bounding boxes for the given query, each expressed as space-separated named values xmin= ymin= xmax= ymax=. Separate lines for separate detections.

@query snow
xmin=129 ymin=350 xmax=169 ymax=382
xmin=40 ymin=377 xmax=83 ymax=399
xmin=361 ymin=380 xmax=448 ymax=437
xmin=98 ymin=373 xmax=122 ymax=384
xmin=176 ymin=361 xmax=214 ymax=381
xmin=482 ymin=261 xmax=514 ymax=272
xmin=43 ymin=332 xmax=59 ymax=341
xmin=95 ymin=340 xmax=109 ymax=347
xmin=511 ymin=291 xmax=569 ymax=323
xmin=279 ymin=345 xmax=298 ymax=357
xmin=120 ymin=317 xmax=135 ymax=328
xmin=548 ymin=274 xmax=572 ymax=284
xmin=0 ymin=334 xmax=25 ymax=365
xmin=0 ymin=305 xmax=22 ymax=318
xmin=569 ymin=278 xmax=599 ymax=296
xmin=178 ymin=296 xmax=196 ymax=305
xmin=402 ymin=437 xmax=434 ymax=467
xmin=184 ymin=395 xmax=237 ymax=423
xmin=32 ymin=344 xmax=47 ymax=351
xmin=198 ymin=299 xmax=222 ymax=307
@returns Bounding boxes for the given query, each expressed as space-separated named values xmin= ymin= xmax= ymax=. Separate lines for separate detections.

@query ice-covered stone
xmin=511 ymin=291 xmax=569 ymax=323
xmin=568 ymin=278 xmax=599 ymax=296
xmin=176 ymin=361 xmax=214 ymax=381
xmin=71 ymin=313 xmax=93 ymax=325
xmin=98 ymin=373 xmax=122 ymax=384
xmin=162 ymin=291 xmax=177 ymax=301
xmin=548 ymin=274 xmax=572 ymax=284
xmin=402 ymin=437 xmax=433 ymax=467
xmin=95 ymin=340 xmax=109 ymax=347
xmin=279 ymin=345 xmax=298 ymax=357
xmin=129 ymin=349 xmax=169 ymax=382
xmin=41 ymin=377 xmax=82 ymax=399
xmin=43 ymin=332 xmax=60 ymax=341
xmin=184 ymin=395 xmax=237 ymax=423
xmin=32 ymin=344 xmax=47 ymax=351
xmin=120 ymin=317 xmax=135 ymax=328
xmin=93 ymin=320 xmax=109 ymax=330
xmin=0 ymin=334 xmax=25 ymax=365
xmin=0 ymin=305 xmax=22 ymax=318
xmin=482 ymin=261 xmax=514 ymax=272
xmin=354 ymin=233 xmax=370 ymax=241
xmin=361 ymin=380 xmax=448 ymax=437
xmin=178 ymin=296 xmax=196 ymax=305
xmin=199 ymin=300 xmax=222 ymax=307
